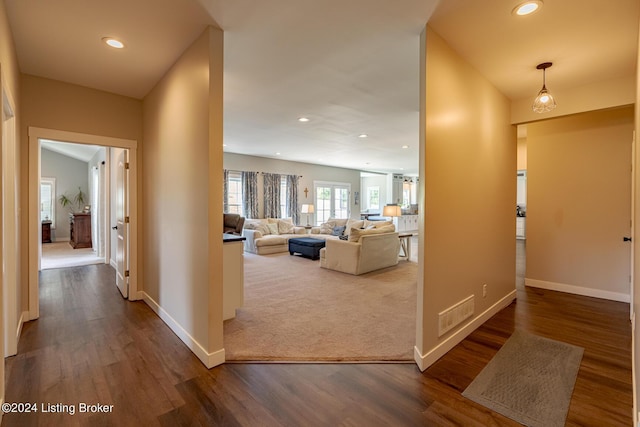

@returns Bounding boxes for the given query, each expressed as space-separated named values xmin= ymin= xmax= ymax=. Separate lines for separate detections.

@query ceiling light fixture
xmin=512 ymin=0 xmax=543 ymax=16
xmin=358 ymin=134 xmax=368 ymax=138
xmin=532 ymin=62 xmax=556 ymax=113
xmin=102 ymin=37 xmax=125 ymax=49
xmin=298 ymin=117 xmax=310 ymax=122
xmin=401 ymin=145 xmax=409 ymax=149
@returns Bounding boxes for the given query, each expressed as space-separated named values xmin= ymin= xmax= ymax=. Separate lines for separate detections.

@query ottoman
xmin=288 ymin=237 xmax=326 ymax=260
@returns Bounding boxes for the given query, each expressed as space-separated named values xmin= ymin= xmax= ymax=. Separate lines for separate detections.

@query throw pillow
xmin=256 ymin=224 xmax=270 ymax=235
xmin=278 ymin=218 xmax=294 ymax=234
xmin=332 ymin=225 xmax=346 ymax=236
xmin=320 ymin=221 xmax=335 ymax=234
xmin=338 ymin=235 xmax=348 ymax=240
xmin=266 ymin=223 xmax=279 ymax=235
xmin=348 ymin=225 xmax=395 ymax=242
xmin=345 ymin=219 xmax=364 ymax=236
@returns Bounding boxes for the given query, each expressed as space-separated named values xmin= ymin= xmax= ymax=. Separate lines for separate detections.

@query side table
xmin=398 ymin=233 xmax=413 ymax=261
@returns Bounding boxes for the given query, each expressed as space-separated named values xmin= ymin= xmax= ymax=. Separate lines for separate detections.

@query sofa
xmin=320 ymin=227 xmax=400 ymax=275
xmin=242 ymin=218 xmax=307 ymax=255
xmin=242 ymin=217 xmax=395 ymax=255
xmin=223 ymin=213 xmax=245 ymax=235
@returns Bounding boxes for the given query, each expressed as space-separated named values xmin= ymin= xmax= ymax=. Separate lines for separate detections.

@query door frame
xmin=2 ymin=80 xmax=18 ymax=357
xmin=313 ymin=180 xmax=351 ymax=224
xmin=28 ymin=127 xmax=138 ymax=320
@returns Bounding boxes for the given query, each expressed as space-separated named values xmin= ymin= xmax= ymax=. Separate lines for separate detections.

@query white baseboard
xmin=414 ymin=290 xmax=516 ymax=371
xmin=525 ymin=278 xmax=630 ymax=303
xmin=140 ymin=291 xmax=225 ymax=369
xmin=632 ymin=312 xmax=637 ymax=427
xmin=110 ymin=259 xmax=117 ymax=269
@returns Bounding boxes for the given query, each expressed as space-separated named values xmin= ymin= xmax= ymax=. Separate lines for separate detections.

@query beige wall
xmin=416 ymin=26 xmax=516 ymax=369
xmin=0 ymin=2 xmax=20 ymax=102
xmin=142 ymin=26 xmax=224 ymax=366
xmin=526 ymin=107 xmax=634 ymax=301
xmin=517 ymin=137 xmax=527 ymax=170
xmin=511 ymin=75 xmax=636 ymax=124
xmin=20 ymin=75 xmax=142 ymax=141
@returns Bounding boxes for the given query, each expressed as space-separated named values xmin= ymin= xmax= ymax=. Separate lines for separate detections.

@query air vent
xmin=438 ymin=295 xmax=474 ymax=337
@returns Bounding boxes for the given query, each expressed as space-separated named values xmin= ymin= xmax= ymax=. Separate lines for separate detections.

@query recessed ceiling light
xmin=402 ymin=145 xmax=409 ymax=149
xmin=275 ymin=152 xmax=281 ymax=156
xmin=102 ymin=37 xmax=125 ymax=49
xmin=298 ymin=117 xmax=310 ymax=122
xmin=358 ymin=134 xmax=368 ymax=138
xmin=512 ymin=1 xmax=543 ymax=16
xmin=223 ymin=144 xmax=227 ymax=147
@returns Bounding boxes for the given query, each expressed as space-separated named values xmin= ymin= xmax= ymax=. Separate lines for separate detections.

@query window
xmin=40 ymin=177 xmax=56 ymax=227
xmin=367 ymin=186 xmax=380 ymax=210
xmin=314 ymin=181 xmax=350 ymax=225
xmin=227 ymin=171 xmax=243 ymax=216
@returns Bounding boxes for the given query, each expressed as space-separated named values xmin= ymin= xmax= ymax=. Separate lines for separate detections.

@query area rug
xmin=42 ymin=242 xmax=104 ymax=270
xmin=462 ymin=329 xmax=584 ymax=427
xmin=224 ymin=251 xmax=417 ymax=362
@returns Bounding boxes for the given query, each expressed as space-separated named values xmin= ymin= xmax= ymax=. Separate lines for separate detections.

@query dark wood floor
xmin=3 ymin=256 xmax=632 ymax=426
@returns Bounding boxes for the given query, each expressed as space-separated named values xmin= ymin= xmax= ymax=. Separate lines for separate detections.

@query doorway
xmin=39 ymin=140 xmax=106 ymax=270
xmin=28 ymin=127 xmax=139 ymax=321
xmin=314 ymin=181 xmax=351 ymax=225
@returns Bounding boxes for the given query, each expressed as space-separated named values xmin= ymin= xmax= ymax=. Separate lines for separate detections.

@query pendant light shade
xmin=532 ymin=62 xmax=556 ymax=113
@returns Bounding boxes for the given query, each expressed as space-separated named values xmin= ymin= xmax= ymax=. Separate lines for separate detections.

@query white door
xmin=115 ymin=150 xmax=128 ymax=298
xmin=314 ymin=182 xmax=350 ymax=224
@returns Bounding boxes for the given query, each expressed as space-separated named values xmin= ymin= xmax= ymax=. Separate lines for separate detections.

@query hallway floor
xmin=2 ymin=248 xmax=631 ymax=426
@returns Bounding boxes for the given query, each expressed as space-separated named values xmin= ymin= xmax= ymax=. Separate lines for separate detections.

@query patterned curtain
xmin=286 ymin=174 xmax=299 ymax=224
xmin=223 ymin=169 xmax=229 ymax=213
xmin=263 ymin=173 xmax=281 ymax=218
xmin=241 ymin=171 xmax=259 ymax=219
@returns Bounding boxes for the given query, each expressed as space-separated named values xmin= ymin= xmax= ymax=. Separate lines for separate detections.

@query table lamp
xmin=301 ymin=204 xmax=315 ymax=226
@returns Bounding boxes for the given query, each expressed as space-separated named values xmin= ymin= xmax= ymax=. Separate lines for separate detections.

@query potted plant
xmin=59 ymin=187 xmax=87 ymax=214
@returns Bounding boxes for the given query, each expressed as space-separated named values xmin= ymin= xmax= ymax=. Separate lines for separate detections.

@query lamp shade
xmin=301 ymin=204 xmax=315 ymax=214
xmin=383 ymin=205 xmax=401 ymax=217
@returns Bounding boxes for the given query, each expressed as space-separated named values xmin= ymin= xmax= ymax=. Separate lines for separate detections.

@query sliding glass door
xmin=314 ymin=181 xmax=350 ymax=225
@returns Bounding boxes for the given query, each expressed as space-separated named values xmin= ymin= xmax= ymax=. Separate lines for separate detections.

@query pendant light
xmin=532 ymin=62 xmax=556 ymax=113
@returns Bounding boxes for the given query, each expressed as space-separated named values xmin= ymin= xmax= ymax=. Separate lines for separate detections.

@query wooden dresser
xmin=41 ymin=221 xmax=52 ymax=244
xmin=69 ymin=213 xmax=92 ymax=249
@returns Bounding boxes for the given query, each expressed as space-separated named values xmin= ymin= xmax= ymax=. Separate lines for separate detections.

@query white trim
xmin=632 ymin=312 xmax=637 ymax=426
xmin=16 ymin=311 xmax=28 ymax=342
xmin=414 ymin=290 xmax=516 ymax=371
xmin=110 ymin=259 xmax=118 ymax=270
xmin=525 ymin=278 xmax=630 ymax=303
xmin=2 ymin=83 xmax=18 ymax=357
xmin=140 ymin=292 xmax=225 ymax=369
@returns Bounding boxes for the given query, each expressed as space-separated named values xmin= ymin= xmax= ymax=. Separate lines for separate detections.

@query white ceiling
xmin=41 ymin=140 xmax=101 ymax=163
xmin=5 ymin=0 xmax=639 ymax=175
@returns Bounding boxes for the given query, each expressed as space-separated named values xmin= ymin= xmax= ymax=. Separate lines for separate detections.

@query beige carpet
xmin=224 ymin=250 xmax=417 ymax=362
xmin=42 ymin=242 xmax=104 ymax=270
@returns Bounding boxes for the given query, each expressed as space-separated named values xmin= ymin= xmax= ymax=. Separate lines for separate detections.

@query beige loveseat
xmin=320 ymin=227 xmax=400 ymax=275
